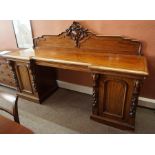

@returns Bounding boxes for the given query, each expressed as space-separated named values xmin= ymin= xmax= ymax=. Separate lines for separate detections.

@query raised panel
xmin=101 ymin=80 xmax=128 ymax=118
xmin=98 ymin=75 xmax=131 ymax=121
xmin=16 ymin=64 xmax=33 ymax=94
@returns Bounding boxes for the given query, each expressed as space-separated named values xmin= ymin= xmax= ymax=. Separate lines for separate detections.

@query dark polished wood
xmin=91 ymin=74 xmax=142 ymax=130
xmin=3 ymin=22 xmax=148 ymax=130
xmin=6 ymin=58 xmax=57 ymax=103
xmin=0 ymin=114 xmax=33 ymax=134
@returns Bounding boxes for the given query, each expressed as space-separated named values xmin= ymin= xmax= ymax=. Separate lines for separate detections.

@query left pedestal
xmin=7 ymin=59 xmax=58 ymax=103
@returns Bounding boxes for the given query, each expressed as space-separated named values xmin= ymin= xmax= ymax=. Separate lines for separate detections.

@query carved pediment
xmin=33 ymin=21 xmax=142 ymax=55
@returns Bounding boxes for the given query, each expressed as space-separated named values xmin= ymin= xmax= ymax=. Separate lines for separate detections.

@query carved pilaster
xmin=7 ymin=60 xmax=19 ymax=91
xmin=28 ymin=60 xmax=38 ymax=92
xmin=129 ymin=80 xmax=141 ymax=117
xmin=92 ymin=73 xmax=99 ymax=115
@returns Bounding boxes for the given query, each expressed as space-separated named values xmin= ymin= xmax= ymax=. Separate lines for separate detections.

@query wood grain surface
xmin=0 ymin=115 xmax=33 ymax=134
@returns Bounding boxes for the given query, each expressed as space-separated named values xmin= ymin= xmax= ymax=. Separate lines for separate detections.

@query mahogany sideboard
xmin=2 ymin=22 xmax=148 ymax=130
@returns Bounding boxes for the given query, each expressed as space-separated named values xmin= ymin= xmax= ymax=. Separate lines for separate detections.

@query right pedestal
xmin=91 ymin=72 xmax=144 ymax=130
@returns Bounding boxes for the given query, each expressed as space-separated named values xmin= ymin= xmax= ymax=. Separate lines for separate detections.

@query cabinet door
xmin=98 ymin=74 xmax=135 ymax=124
xmin=15 ymin=61 xmax=34 ymax=95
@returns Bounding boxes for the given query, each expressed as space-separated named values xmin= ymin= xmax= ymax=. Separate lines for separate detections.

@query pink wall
xmin=0 ymin=20 xmax=155 ymax=99
xmin=31 ymin=20 xmax=155 ymax=99
xmin=0 ymin=20 xmax=17 ymax=50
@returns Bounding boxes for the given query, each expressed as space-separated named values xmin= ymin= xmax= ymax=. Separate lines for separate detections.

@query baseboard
xmin=139 ymin=97 xmax=155 ymax=103
xmin=138 ymin=97 xmax=155 ymax=109
xmin=57 ymin=80 xmax=92 ymax=95
xmin=57 ymin=80 xmax=155 ymax=109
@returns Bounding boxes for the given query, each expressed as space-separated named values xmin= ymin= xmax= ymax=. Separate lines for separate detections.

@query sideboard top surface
xmin=3 ymin=47 xmax=148 ymax=76
xmin=2 ymin=21 xmax=148 ymax=76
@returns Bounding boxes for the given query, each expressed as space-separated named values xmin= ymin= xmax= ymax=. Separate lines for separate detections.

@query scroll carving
xmin=92 ymin=73 xmax=99 ymax=115
xmin=66 ymin=21 xmax=89 ymax=47
xmin=129 ymin=80 xmax=141 ymax=117
xmin=7 ymin=60 xmax=19 ymax=91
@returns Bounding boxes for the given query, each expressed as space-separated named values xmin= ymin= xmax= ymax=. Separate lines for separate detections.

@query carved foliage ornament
xmin=92 ymin=73 xmax=99 ymax=115
xmin=129 ymin=80 xmax=141 ymax=117
xmin=66 ymin=21 xmax=89 ymax=47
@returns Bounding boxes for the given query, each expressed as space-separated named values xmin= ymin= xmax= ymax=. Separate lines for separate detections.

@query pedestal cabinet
xmin=91 ymin=72 xmax=143 ymax=130
xmin=7 ymin=59 xmax=58 ymax=103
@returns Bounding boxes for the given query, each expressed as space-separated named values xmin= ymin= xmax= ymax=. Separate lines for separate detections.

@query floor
xmin=0 ymin=86 xmax=155 ymax=134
